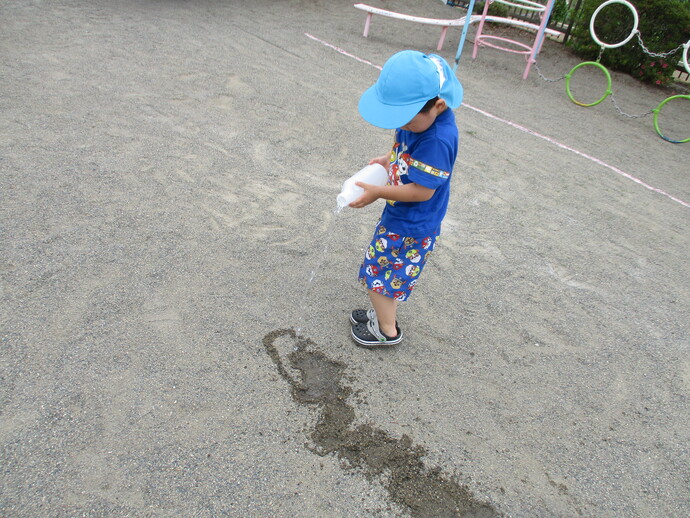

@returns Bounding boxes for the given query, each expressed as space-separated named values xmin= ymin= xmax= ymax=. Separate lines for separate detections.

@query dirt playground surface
xmin=2 ymin=0 xmax=689 ymax=516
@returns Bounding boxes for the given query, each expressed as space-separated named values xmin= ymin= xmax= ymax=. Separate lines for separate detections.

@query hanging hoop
xmin=565 ymin=62 xmax=613 ymax=107
xmin=653 ymin=95 xmax=690 ymax=144
xmin=683 ymin=40 xmax=690 ymax=75
xmin=590 ymin=0 xmax=639 ymax=49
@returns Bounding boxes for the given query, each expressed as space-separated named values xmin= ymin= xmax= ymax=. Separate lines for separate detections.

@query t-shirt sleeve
xmin=406 ymin=136 xmax=455 ymax=190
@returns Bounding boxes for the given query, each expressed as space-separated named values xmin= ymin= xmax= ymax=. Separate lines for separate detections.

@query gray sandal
xmin=350 ymin=308 xmax=376 ymax=325
xmin=351 ymin=319 xmax=403 ymax=348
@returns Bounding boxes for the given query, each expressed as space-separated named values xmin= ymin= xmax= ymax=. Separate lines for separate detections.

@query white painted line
xmin=305 ymin=33 xmax=689 ymax=209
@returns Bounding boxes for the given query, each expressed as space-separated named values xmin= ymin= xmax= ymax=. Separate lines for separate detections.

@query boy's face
xmin=400 ymin=99 xmax=447 ymax=133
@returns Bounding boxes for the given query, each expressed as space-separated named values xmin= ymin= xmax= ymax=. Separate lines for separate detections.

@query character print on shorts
xmin=358 ymin=222 xmax=438 ymax=301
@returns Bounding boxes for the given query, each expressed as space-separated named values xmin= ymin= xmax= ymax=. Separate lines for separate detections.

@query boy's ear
xmin=435 ymin=98 xmax=447 ymax=112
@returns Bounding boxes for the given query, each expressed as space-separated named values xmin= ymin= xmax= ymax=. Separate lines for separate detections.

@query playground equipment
xmin=354 ymin=3 xmax=468 ymax=51
xmin=533 ymin=0 xmax=689 ymax=143
xmin=353 ymin=2 xmax=563 ymax=55
xmin=471 ymin=0 xmax=557 ymax=79
xmin=352 ymin=1 xmax=688 ymax=143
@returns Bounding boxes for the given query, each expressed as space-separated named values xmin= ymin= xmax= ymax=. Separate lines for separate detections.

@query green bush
xmin=552 ymin=0 xmax=571 ymax=23
xmin=475 ymin=1 xmax=510 ymax=17
xmin=567 ymin=0 xmax=690 ymax=86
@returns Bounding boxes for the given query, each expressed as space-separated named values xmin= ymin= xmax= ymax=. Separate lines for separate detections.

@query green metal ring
xmin=565 ymin=61 xmax=613 ymax=107
xmin=653 ymin=95 xmax=690 ymax=144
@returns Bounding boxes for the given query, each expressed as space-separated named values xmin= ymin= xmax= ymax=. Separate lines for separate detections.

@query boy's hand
xmin=349 ymin=182 xmax=380 ymax=208
xmin=369 ymin=155 xmax=389 ymax=169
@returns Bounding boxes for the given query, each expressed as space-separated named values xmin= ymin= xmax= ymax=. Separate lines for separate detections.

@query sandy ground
xmin=1 ymin=0 xmax=689 ymax=516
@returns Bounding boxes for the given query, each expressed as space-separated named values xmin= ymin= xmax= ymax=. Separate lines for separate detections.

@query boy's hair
xmin=419 ymin=96 xmax=440 ymax=114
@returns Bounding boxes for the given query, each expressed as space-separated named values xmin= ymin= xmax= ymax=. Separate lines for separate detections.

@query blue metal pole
xmin=453 ymin=0 xmax=477 ymax=71
xmin=530 ymin=0 xmax=557 ymax=66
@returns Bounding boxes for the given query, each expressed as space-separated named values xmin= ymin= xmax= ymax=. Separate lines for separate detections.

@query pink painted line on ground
xmin=305 ymin=33 xmax=382 ymax=70
xmin=304 ymin=33 xmax=690 ymax=209
xmin=462 ymin=104 xmax=690 ymax=208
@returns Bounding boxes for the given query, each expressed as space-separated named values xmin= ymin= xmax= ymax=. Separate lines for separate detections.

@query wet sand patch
xmin=263 ymin=328 xmax=498 ymax=517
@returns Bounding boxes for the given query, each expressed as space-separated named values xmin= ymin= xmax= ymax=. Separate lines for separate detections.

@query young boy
xmin=349 ymin=50 xmax=463 ymax=348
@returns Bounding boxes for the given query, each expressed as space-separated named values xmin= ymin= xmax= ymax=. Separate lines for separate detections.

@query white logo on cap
xmin=429 ymin=56 xmax=446 ymax=90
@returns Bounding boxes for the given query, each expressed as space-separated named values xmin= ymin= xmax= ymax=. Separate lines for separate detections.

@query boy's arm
xmin=349 ymin=181 xmax=434 ymax=209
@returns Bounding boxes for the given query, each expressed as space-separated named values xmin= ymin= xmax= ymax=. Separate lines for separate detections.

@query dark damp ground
xmin=263 ymin=329 xmax=498 ymax=518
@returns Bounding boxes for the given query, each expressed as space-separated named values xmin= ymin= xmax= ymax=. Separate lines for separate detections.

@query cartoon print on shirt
xmin=389 ymin=142 xmax=409 ymax=184
xmin=397 ymin=154 xmax=409 ymax=178
xmin=387 ymin=141 xmax=412 ymax=207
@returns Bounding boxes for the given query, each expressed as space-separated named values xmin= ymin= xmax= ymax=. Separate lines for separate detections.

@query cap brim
xmin=358 ymin=84 xmax=426 ymax=130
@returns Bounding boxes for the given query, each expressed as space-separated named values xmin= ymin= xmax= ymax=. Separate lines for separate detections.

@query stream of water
xmin=294 ymin=206 xmax=344 ymax=341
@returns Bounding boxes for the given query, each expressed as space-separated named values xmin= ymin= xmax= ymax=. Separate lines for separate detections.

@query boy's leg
xmin=367 ymin=289 xmax=398 ymax=337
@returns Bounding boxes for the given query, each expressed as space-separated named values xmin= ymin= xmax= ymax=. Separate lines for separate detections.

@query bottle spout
xmin=336 ymin=193 xmax=349 ymax=209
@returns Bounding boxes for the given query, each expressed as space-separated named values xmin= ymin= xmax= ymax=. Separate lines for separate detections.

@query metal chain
xmin=609 ymin=94 xmax=654 ymax=119
xmin=534 ymin=38 xmax=665 ymax=120
xmin=635 ymin=32 xmax=685 ymax=59
xmin=534 ymin=61 xmax=565 ymax=82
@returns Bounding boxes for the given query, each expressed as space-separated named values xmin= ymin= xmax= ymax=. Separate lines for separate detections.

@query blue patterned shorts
xmin=358 ymin=222 xmax=439 ymax=301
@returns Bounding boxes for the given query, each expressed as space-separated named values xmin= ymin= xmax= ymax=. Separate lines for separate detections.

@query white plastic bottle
xmin=336 ymin=163 xmax=388 ymax=209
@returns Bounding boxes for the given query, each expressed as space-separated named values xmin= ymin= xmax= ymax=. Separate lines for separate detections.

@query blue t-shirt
xmin=380 ymin=108 xmax=459 ymax=236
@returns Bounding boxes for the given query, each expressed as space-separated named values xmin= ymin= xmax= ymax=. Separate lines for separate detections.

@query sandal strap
xmin=366 ymin=318 xmax=387 ymax=342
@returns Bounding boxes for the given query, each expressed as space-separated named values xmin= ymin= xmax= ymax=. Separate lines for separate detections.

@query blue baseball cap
xmin=358 ymin=50 xmax=463 ymax=129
